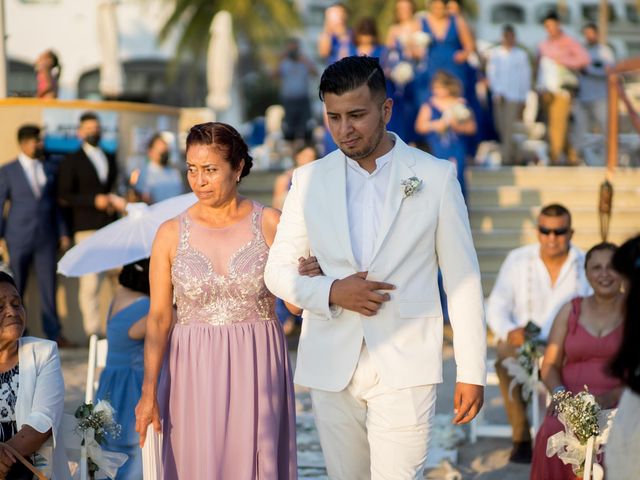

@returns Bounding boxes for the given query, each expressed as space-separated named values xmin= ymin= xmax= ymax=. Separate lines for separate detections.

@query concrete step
xmin=467 ymin=166 xmax=640 ymax=188
xmin=470 ymin=206 xmax=640 ymax=230
xmin=472 ymin=227 xmax=638 ymax=250
xmin=468 ymin=185 xmax=640 ymax=208
xmin=477 ymin=250 xmax=510 ymax=274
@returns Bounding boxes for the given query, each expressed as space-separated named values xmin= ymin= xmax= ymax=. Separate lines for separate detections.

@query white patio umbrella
xmin=58 ymin=193 xmax=197 ymax=277
xmin=206 ymin=10 xmax=237 ymax=112
xmin=97 ymin=0 xmax=124 ymax=98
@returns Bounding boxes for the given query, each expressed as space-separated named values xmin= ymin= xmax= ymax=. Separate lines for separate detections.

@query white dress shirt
xmin=345 ymin=146 xmax=394 ymax=271
xmin=18 ymin=152 xmax=46 ymax=198
xmin=487 ymin=45 xmax=532 ymax=103
xmin=486 ymin=243 xmax=591 ymax=342
xmin=82 ymin=143 xmax=109 ymax=184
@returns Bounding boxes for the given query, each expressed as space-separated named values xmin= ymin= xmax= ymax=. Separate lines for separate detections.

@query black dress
xmin=0 ymin=365 xmax=33 ymax=480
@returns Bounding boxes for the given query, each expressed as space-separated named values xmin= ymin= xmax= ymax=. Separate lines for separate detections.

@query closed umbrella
xmin=97 ymin=0 xmax=124 ymax=98
xmin=58 ymin=193 xmax=197 ymax=277
xmin=206 ymin=10 xmax=237 ymax=112
xmin=142 ymin=425 xmax=164 ymax=480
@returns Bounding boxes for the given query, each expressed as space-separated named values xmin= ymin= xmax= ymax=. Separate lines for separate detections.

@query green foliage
xmin=160 ymin=0 xmax=301 ymax=62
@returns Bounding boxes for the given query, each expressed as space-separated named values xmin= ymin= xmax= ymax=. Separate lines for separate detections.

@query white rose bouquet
xmin=546 ymin=387 xmax=617 ymax=479
xmin=443 ymin=103 xmax=472 ymax=124
xmin=501 ymin=323 xmax=544 ymax=403
xmin=412 ymin=31 xmax=431 ymax=49
xmin=390 ymin=61 xmax=415 ymax=86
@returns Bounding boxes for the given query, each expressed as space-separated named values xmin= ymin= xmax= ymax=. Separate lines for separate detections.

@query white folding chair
xmin=470 ymin=357 xmax=547 ymax=444
xmin=85 ymin=334 xmax=109 ymax=404
xmin=470 ymin=359 xmax=512 ymax=443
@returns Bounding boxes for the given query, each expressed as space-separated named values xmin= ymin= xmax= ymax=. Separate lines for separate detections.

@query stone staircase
xmin=240 ymin=167 xmax=640 ymax=295
xmin=468 ymin=167 xmax=640 ymax=294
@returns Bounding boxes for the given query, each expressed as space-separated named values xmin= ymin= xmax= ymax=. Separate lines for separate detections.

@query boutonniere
xmin=401 ymin=176 xmax=423 ymax=198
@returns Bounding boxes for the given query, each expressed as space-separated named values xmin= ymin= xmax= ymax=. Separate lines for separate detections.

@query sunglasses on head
xmin=538 ymin=226 xmax=570 ymax=236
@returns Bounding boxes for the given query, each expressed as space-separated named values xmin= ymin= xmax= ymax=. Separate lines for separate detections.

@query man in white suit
xmin=264 ymin=56 xmax=486 ymax=479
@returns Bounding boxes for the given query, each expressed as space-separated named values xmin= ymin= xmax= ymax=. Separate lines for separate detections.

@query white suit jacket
xmin=264 ymin=135 xmax=487 ymax=391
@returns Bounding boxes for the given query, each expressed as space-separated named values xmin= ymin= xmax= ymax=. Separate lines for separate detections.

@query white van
xmin=474 ymin=0 xmax=640 ymax=58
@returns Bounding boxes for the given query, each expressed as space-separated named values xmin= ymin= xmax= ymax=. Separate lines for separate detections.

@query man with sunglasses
xmin=486 ymin=203 xmax=591 ymax=463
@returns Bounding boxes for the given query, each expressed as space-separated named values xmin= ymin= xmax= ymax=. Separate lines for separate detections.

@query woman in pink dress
xmin=531 ymin=242 xmax=625 ymax=479
xmin=135 ymin=122 xmax=299 ymax=479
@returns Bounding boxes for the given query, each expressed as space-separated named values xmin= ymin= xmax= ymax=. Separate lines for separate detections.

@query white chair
xmin=85 ymin=334 xmax=108 ymax=404
xmin=470 ymin=359 xmax=511 ymax=443
xmin=470 ymin=357 xmax=547 ymax=444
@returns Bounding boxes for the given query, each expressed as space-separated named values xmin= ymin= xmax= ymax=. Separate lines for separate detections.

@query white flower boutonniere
xmin=401 ymin=176 xmax=423 ymax=198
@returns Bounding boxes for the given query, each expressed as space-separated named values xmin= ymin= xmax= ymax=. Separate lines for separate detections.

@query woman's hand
xmin=298 ymin=256 xmax=324 ymax=277
xmin=453 ymin=49 xmax=468 ymax=64
xmin=433 ymin=118 xmax=449 ymax=134
xmin=135 ymin=393 xmax=162 ymax=448
xmin=0 ymin=444 xmax=16 ymax=478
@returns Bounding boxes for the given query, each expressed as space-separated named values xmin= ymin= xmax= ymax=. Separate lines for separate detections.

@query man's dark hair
xmin=542 ymin=10 xmax=560 ymax=23
xmin=583 ymin=22 xmax=598 ymax=32
xmin=318 ymin=56 xmax=387 ymax=102
xmin=503 ymin=24 xmax=515 ymax=35
xmin=79 ymin=111 xmax=100 ymax=124
xmin=539 ymin=203 xmax=572 ymax=226
xmin=118 ymin=258 xmax=150 ymax=295
xmin=17 ymin=124 xmax=41 ymax=144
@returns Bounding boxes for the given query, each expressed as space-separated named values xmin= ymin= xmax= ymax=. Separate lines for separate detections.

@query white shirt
xmin=345 ymin=145 xmax=394 ymax=271
xmin=487 ymin=45 xmax=532 ymax=103
xmin=486 ymin=243 xmax=591 ymax=342
xmin=82 ymin=143 xmax=109 ymax=184
xmin=18 ymin=152 xmax=46 ymax=198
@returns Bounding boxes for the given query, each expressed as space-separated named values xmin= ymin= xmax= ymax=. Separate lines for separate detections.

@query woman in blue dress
xmin=95 ymin=259 xmax=152 ymax=480
xmin=384 ymin=0 xmax=421 ymax=143
xmin=415 ymin=71 xmax=476 ymax=199
xmin=414 ymin=0 xmax=476 ymax=109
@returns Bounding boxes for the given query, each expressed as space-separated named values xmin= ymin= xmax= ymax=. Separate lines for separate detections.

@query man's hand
xmin=94 ymin=193 xmax=110 ymax=211
xmin=108 ymin=193 xmax=127 ymax=213
xmin=507 ymin=327 xmax=526 ymax=347
xmin=452 ymin=383 xmax=484 ymax=424
xmin=328 ymin=272 xmax=394 ymax=316
xmin=298 ymin=256 xmax=323 ymax=277
xmin=59 ymin=235 xmax=71 ymax=252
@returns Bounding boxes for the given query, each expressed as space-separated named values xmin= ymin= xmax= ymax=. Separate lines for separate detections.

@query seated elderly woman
xmin=530 ymin=243 xmax=625 ymax=479
xmin=0 ymin=271 xmax=68 ymax=479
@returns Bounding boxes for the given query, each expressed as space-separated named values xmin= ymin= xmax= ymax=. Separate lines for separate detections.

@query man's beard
xmin=338 ymin=119 xmax=386 ymax=161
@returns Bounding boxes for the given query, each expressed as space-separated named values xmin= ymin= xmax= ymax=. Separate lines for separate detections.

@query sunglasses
xmin=538 ymin=226 xmax=570 ymax=236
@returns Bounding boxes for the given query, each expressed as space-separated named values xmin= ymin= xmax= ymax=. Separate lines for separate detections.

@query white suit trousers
xmin=310 ymin=344 xmax=437 ymax=480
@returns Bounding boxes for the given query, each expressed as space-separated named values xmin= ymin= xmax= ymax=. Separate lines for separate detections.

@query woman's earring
xmin=236 ymin=176 xmax=240 ymax=183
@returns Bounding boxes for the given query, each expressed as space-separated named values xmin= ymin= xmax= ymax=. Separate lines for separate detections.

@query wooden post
xmin=607 ymin=72 xmax=619 ymax=171
xmin=598 ymin=0 xmax=609 ymax=44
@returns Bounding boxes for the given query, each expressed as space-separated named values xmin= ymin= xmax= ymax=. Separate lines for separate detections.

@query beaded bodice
xmin=171 ymin=202 xmax=276 ymax=325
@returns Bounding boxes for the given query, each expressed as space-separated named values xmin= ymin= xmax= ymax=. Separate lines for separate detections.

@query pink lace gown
xmin=530 ymin=297 xmax=623 ymax=479
xmin=159 ymin=202 xmax=297 ymax=479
